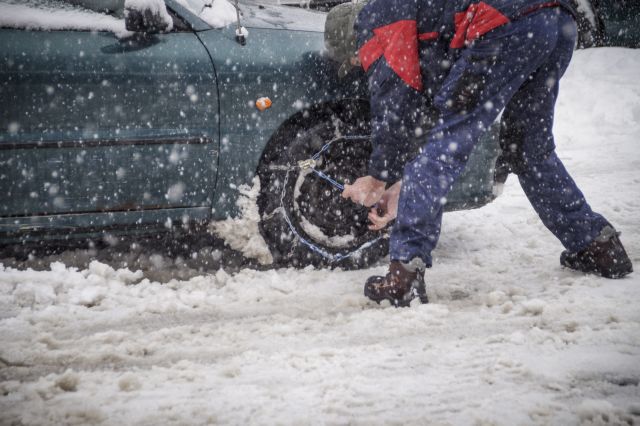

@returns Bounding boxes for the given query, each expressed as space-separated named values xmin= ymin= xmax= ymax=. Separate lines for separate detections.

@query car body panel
xmin=597 ymin=0 xmax=640 ymax=47
xmin=0 ymin=25 xmax=218 ymax=237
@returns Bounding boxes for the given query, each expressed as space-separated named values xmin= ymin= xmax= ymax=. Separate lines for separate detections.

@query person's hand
xmin=368 ymin=180 xmax=401 ymax=231
xmin=341 ymin=176 xmax=386 ymax=207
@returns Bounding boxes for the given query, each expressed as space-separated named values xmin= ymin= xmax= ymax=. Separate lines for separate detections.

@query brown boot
xmin=364 ymin=261 xmax=428 ymax=307
xmin=560 ymin=226 xmax=633 ymax=279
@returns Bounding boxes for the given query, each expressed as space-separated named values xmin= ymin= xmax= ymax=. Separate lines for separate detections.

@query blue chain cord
xmin=311 ymin=169 xmax=344 ymax=191
xmin=312 ymin=135 xmax=367 ymax=161
xmin=280 ymin=171 xmax=383 ymax=263
xmin=278 ymin=135 xmax=385 ymax=263
xmin=309 ymin=135 xmax=367 ymax=191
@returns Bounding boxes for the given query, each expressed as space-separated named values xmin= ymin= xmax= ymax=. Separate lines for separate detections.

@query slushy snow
xmin=210 ymin=177 xmax=273 ymax=265
xmin=1 ymin=48 xmax=639 ymax=425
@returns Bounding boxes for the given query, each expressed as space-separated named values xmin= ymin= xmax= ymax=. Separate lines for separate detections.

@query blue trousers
xmin=391 ymin=8 xmax=610 ymax=266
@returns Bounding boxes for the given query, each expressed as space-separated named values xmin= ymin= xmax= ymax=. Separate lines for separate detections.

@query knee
xmin=403 ymin=152 xmax=458 ymax=191
xmin=499 ymin=118 xmax=557 ymax=177
xmin=495 ymin=149 xmax=525 ymax=180
xmin=498 ymin=144 xmax=561 ymax=179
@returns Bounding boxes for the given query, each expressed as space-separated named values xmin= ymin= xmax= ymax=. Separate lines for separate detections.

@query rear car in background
xmin=0 ymin=0 xmax=513 ymax=267
xmin=575 ymin=0 xmax=640 ymax=48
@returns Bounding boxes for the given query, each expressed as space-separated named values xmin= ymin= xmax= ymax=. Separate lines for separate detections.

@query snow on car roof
xmin=0 ymin=0 xmax=132 ymax=37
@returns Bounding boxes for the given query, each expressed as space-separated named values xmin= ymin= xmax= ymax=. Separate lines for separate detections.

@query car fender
xmin=196 ymin=25 xmax=369 ymax=219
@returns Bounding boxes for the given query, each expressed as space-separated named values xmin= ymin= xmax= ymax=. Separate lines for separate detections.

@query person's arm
xmin=342 ymin=0 xmax=427 ymax=207
xmin=341 ymin=62 xmax=424 ymax=208
xmin=365 ymin=57 xmax=425 ymax=184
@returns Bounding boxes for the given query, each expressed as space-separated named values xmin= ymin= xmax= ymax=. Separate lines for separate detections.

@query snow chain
xmin=276 ymin=135 xmax=385 ymax=263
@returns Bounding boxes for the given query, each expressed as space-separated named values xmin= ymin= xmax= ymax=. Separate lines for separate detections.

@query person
xmin=332 ymin=0 xmax=633 ymax=307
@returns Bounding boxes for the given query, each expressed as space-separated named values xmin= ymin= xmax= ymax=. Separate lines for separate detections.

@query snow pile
xmin=210 ymin=177 xmax=273 ymax=265
xmin=0 ymin=1 xmax=132 ymax=38
xmin=201 ymin=0 xmax=238 ymax=28
xmin=174 ymin=0 xmax=238 ymax=28
xmin=124 ymin=0 xmax=174 ymax=32
xmin=1 ymin=48 xmax=639 ymax=425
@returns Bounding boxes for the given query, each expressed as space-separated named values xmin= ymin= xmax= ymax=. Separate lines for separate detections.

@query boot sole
xmin=364 ymin=288 xmax=429 ymax=307
xmin=561 ymin=255 xmax=633 ymax=279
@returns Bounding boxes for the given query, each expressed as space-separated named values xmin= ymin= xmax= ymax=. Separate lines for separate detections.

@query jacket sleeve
xmin=354 ymin=0 xmax=428 ymax=183
xmin=364 ymin=57 xmax=427 ymax=183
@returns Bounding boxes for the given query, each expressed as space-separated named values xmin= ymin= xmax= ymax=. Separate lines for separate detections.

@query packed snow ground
xmin=1 ymin=48 xmax=639 ymax=425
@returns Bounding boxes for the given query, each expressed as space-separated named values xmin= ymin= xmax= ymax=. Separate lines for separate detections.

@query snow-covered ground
xmin=1 ymin=48 xmax=639 ymax=425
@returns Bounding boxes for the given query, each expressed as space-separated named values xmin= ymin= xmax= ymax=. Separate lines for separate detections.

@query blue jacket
xmin=354 ymin=0 xmax=577 ymax=182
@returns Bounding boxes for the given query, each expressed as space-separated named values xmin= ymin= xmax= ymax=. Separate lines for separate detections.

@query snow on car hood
xmin=174 ymin=0 xmax=326 ymax=32
xmin=240 ymin=0 xmax=326 ymax=32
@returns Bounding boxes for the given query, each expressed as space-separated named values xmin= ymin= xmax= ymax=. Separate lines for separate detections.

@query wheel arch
xmin=256 ymin=98 xmax=371 ymax=173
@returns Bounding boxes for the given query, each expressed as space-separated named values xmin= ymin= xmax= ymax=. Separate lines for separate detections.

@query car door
xmin=0 ymin=1 xmax=218 ymax=238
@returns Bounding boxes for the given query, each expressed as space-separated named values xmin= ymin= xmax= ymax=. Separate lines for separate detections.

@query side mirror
xmin=124 ymin=0 xmax=173 ymax=34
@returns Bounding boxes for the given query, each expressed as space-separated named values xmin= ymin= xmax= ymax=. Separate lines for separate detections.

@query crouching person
xmin=334 ymin=0 xmax=633 ymax=307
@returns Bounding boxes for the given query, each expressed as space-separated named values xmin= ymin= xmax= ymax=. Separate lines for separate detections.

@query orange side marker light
xmin=255 ymin=97 xmax=272 ymax=111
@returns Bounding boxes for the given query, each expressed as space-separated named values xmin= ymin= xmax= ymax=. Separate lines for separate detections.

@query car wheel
xmin=257 ymin=101 xmax=389 ymax=268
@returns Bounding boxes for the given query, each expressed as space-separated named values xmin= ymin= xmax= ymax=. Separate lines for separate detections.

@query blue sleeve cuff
xmin=365 ymin=59 xmax=427 ymax=183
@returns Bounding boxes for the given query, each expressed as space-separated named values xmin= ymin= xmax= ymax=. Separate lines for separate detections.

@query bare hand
xmin=368 ymin=180 xmax=401 ymax=231
xmin=341 ymin=176 xmax=386 ymax=207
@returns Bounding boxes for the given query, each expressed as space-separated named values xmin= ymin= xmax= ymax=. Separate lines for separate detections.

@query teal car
xmin=575 ymin=0 xmax=640 ymax=48
xmin=0 ymin=0 xmax=501 ymax=267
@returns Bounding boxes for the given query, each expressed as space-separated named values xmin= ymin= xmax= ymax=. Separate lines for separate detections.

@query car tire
xmin=257 ymin=101 xmax=389 ymax=269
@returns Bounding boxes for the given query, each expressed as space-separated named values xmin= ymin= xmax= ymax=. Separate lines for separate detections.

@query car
xmin=574 ymin=0 xmax=640 ymax=48
xmin=0 ymin=0 xmax=502 ymax=268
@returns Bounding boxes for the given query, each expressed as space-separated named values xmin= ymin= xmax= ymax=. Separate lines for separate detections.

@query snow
xmin=0 ymin=0 xmax=174 ymax=36
xmin=1 ymin=48 xmax=639 ymax=425
xmin=175 ymin=0 xmax=238 ymax=28
xmin=174 ymin=0 xmax=326 ymax=32
xmin=0 ymin=1 xmax=132 ymax=38
xmin=574 ymin=0 xmax=597 ymax=27
xmin=124 ymin=0 xmax=174 ymax=32
xmin=210 ymin=177 xmax=274 ymax=265
xmin=294 ymin=168 xmax=357 ymax=248
xmin=239 ymin=0 xmax=327 ymax=33
xmin=300 ymin=215 xmax=356 ymax=247
xmin=236 ymin=25 xmax=249 ymax=38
